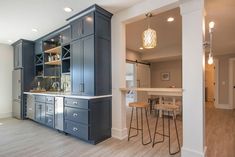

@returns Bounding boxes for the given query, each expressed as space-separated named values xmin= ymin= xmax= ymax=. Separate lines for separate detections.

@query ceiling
xmin=126 ymin=0 xmax=235 ymax=62
xmin=0 ymin=0 xmax=142 ymax=44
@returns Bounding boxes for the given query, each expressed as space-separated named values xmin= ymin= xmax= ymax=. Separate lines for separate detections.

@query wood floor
xmin=0 ymin=103 xmax=234 ymax=157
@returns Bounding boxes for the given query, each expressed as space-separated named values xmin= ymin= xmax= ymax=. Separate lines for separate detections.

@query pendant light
xmin=142 ymin=13 xmax=157 ymax=49
xmin=207 ymin=21 xmax=215 ymax=65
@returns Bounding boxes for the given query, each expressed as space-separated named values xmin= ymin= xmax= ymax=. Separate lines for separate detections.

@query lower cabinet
xmin=26 ymin=94 xmax=35 ymax=120
xmin=35 ymin=102 xmax=45 ymax=124
xmin=45 ymin=114 xmax=54 ymax=128
xmin=30 ymin=94 xmax=112 ymax=145
xmin=64 ymin=97 xmax=112 ymax=144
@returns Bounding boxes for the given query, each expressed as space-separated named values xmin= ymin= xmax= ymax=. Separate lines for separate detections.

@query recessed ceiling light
xmin=64 ymin=7 xmax=73 ymax=13
xmin=139 ymin=47 xmax=144 ymax=50
xmin=167 ymin=17 xmax=174 ymax=22
xmin=32 ymin=28 xmax=38 ymax=32
xmin=8 ymin=40 xmax=12 ymax=43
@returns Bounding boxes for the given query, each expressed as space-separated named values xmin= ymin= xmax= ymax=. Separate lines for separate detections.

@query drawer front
xmin=64 ymin=107 xmax=88 ymax=124
xmin=45 ymin=115 xmax=54 ymax=128
xmin=64 ymin=120 xmax=88 ymax=140
xmin=35 ymin=95 xmax=46 ymax=103
xmin=64 ymin=98 xmax=88 ymax=109
xmin=46 ymin=96 xmax=54 ymax=104
xmin=45 ymin=103 xmax=54 ymax=115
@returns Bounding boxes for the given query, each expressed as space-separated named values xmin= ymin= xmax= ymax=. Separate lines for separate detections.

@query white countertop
xmin=24 ymin=92 xmax=112 ymax=100
xmin=120 ymin=88 xmax=183 ymax=96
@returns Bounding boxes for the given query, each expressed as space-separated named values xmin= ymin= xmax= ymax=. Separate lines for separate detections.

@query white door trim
xmin=214 ymin=59 xmax=219 ymax=107
xmin=229 ymin=58 xmax=235 ymax=109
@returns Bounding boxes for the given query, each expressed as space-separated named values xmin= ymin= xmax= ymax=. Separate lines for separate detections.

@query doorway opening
xmin=205 ymin=62 xmax=215 ymax=107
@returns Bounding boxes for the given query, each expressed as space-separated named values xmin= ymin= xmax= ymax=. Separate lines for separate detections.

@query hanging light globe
xmin=142 ymin=13 xmax=157 ymax=49
xmin=142 ymin=28 xmax=157 ymax=49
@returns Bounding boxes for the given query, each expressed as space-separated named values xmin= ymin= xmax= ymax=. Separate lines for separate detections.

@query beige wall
xmin=126 ymin=49 xmax=142 ymax=62
xmin=150 ymin=60 xmax=182 ymax=88
xmin=216 ymin=53 xmax=235 ymax=104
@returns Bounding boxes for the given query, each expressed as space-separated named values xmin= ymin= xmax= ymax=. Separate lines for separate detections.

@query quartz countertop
xmin=24 ymin=92 xmax=112 ymax=100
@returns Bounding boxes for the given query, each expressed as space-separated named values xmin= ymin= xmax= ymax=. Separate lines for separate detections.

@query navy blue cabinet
xmin=71 ymin=13 xmax=94 ymax=40
xmin=64 ymin=97 xmax=111 ymax=144
xmin=35 ymin=102 xmax=45 ymax=124
xmin=35 ymin=95 xmax=46 ymax=124
xmin=35 ymin=40 xmax=43 ymax=55
xmin=13 ymin=42 xmax=23 ymax=69
xmin=70 ymin=6 xmax=112 ymax=96
xmin=61 ymin=27 xmax=71 ymax=45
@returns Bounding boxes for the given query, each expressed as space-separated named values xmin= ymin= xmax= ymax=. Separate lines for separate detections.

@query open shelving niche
xmin=61 ymin=44 xmax=71 ymax=74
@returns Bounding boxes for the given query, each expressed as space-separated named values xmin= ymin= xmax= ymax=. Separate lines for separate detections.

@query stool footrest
xmin=154 ymin=132 xmax=169 ymax=138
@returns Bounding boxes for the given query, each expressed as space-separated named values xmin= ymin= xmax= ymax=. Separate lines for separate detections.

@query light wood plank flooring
xmin=0 ymin=103 xmax=234 ymax=157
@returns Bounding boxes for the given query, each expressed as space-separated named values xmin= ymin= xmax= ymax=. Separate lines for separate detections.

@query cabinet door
xmin=71 ymin=13 xmax=94 ymax=40
xmin=35 ymin=102 xmax=45 ymax=124
xmin=14 ymin=43 xmax=22 ymax=68
xmin=35 ymin=40 xmax=42 ymax=54
xmin=71 ymin=39 xmax=84 ymax=95
xmin=61 ymin=27 xmax=71 ymax=45
xmin=83 ymin=36 xmax=94 ymax=95
xmin=82 ymin=13 xmax=94 ymax=37
xmin=71 ymin=19 xmax=83 ymax=40
xmin=35 ymin=103 xmax=41 ymax=122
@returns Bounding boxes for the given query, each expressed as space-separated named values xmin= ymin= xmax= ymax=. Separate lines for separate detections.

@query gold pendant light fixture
xmin=142 ymin=13 xmax=157 ymax=49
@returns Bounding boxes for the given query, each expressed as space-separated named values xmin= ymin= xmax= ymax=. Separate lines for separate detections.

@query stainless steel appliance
xmin=12 ymin=69 xmax=23 ymax=119
xmin=55 ymin=97 xmax=64 ymax=131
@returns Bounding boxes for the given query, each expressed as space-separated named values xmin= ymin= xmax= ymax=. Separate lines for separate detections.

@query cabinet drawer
xmin=46 ymin=96 xmax=54 ymax=104
xmin=45 ymin=103 xmax=54 ymax=115
xmin=64 ymin=98 xmax=88 ymax=109
xmin=45 ymin=115 xmax=54 ymax=128
xmin=64 ymin=120 xmax=88 ymax=140
xmin=35 ymin=95 xmax=46 ymax=103
xmin=64 ymin=107 xmax=88 ymax=124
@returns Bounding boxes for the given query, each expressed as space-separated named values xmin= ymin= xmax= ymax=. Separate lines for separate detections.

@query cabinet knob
xmin=73 ymin=102 xmax=78 ymax=105
xmin=73 ymin=113 xmax=78 ymax=117
xmin=73 ymin=127 xmax=78 ymax=131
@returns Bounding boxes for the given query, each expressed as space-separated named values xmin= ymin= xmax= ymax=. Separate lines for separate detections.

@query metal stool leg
xmin=128 ymin=107 xmax=139 ymax=141
xmin=128 ymin=107 xmax=134 ymax=141
xmin=141 ymin=108 xmax=152 ymax=145
xmin=168 ymin=111 xmax=181 ymax=155
xmin=152 ymin=110 xmax=166 ymax=147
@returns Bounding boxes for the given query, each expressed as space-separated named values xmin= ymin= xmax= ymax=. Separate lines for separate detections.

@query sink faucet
xmin=52 ymin=82 xmax=60 ymax=91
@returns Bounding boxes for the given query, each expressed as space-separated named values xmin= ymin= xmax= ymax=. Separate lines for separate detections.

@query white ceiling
xmin=126 ymin=0 xmax=235 ymax=62
xmin=0 ymin=0 xmax=142 ymax=44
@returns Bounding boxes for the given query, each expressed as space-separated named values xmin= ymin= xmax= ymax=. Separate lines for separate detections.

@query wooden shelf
xmin=44 ymin=60 xmax=61 ymax=65
xmin=44 ymin=46 xmax=61 ymax=54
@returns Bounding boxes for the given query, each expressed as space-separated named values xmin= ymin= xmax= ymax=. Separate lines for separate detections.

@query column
xmin=180 ymin=0 xmax=206 ymax=157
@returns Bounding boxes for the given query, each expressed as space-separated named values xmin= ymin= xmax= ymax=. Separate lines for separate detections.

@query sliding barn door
xmin=136 ymin=63 xmax=150 ymax=102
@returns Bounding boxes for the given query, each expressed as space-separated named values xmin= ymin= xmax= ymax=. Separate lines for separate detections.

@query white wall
xmin=0 ymin=44 xmax=13 ymax=118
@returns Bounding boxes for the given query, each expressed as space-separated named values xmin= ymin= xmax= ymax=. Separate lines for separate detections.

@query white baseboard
xmin=181 ymin=146 xmax=207 ymax=157
xmin=0 ymin=112 xmax=12 ymax=119
xmin=214 ymin=103 xmax=233 ymax=109
xmin=112 ymin=127 xmax=128 ymax=140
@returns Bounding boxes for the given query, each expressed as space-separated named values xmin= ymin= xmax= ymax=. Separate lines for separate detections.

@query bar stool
xmin=148 ymin=98 xmax=159 ymax=114
xmin=152 ymin=104 xmax=181 ymax=155
xmin=128 ymin=102 xmax=152 ymax=145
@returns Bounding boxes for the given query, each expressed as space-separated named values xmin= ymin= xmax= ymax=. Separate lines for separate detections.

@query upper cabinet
xmin=12 ymin=39 xmax=35 ymax=91
xmin=69 ymin=5 xmax=112 ymax=96
xmin=61 ymin=27 xmax=71 ymax=45
xmin=71 ymin=13 xmax=94 ymax=40
xmin=13 ymin=42 xmax=23 ymax=69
